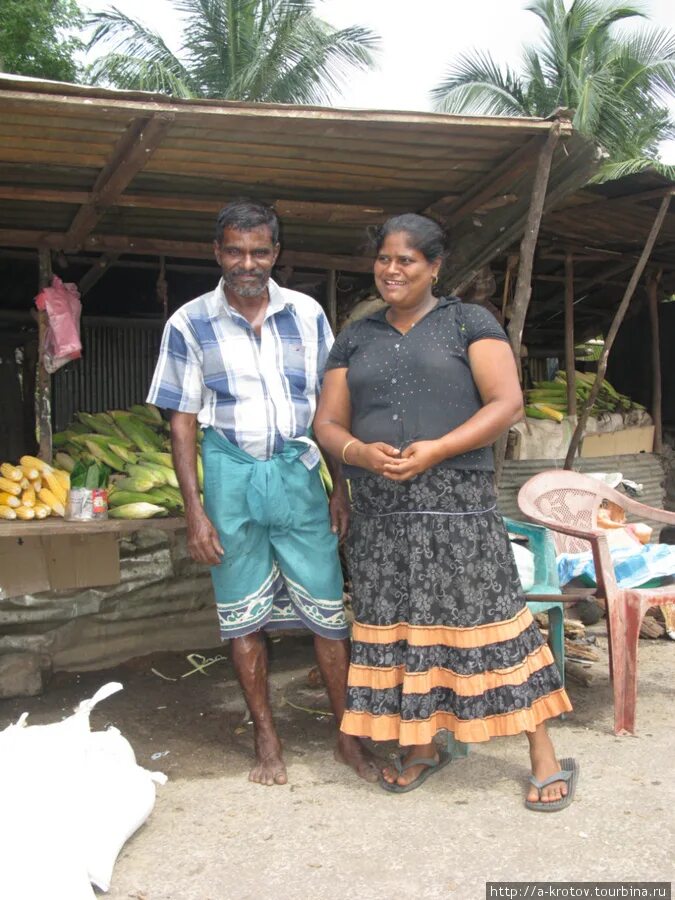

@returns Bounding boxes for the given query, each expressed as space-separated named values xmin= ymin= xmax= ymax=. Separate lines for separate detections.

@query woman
xmin=314 ymin=214 xmax=577 ymax=809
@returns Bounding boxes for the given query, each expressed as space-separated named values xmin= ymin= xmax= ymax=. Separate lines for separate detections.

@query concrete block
xmin=0 ymin=652 xmax=43 ymax=698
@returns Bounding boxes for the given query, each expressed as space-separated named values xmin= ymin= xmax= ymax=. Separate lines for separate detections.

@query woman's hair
xmin=371 ymin=213 xmax=447 ymax=262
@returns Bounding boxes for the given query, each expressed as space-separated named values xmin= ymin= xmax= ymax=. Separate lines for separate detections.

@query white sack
xmin=0 ymin=682 xmax=166 ymax=898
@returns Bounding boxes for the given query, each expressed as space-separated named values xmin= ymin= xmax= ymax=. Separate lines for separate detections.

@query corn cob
xmin=139 ymin=450 xmax=173 ymax=469
xmin=38 ymin=488 xmax=65 ymax=517
xmin=54 ymin=452 xmax=76 ymax=473
xmin=130 ymin=403 xmax=163 ymax=426
xmin=0 ymin=492 xmax=20 ymax=508
xmin=113 ymin=475 xmax=156 ymax=493
xmin=109 ymin=412 xmax=164 ymax=451
xmin=42 ymin=470 xmax=68 ymax=506
xmin=1 ymin=463 xmax=22 ymax=482
xmin=20 ymin=455 xmax=52 ymax=474
xmin=52 ymin=469 xmax=70 ymax=493
xmin=20 ymin=464 xmax=40 ymax=481
xmin=0 ymin=505 xmax=17 ymax=519
xmin=15 ymin=506 xmax=35 ymax=520
xmin=0 ymin=477 xmax=21 ymax=496
xmin=32 ymin=477 xmax=43 ymax=494
xmin=109 ymin=443 xmax=138 ymax=464
xmin=196 ymin=455 xmax=204 ymax=490
xmin=19 ymin=477 xmax=31 ymax=491
xmin=85 ymin=440 xmax=127 ymax=472
xmin=108 ymin=502 xmax=168 ymax=519
xmin=137 ymin=462 xmax=178 ymax=488
xmin=75 ymin=411 xmax=127 ymax=441
xmin=21 ymin=487 xmax=36 ymax=508
xmin=109 ymin=490 xmax=166 ymax=508
xmin=34 ymin=503 xmax=50 ymax=519
xmin=126 ymin=464 xmax=166 ymax=486
xmin=532 ymin=403 xmax=564 ymax=423
xmin=525 ymin=406 xmax=550 ymax=420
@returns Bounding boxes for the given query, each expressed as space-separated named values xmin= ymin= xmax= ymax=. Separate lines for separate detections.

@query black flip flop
xmin=379 ymin=750 xmax=451 ymax=794
xmin=525 ymin=757 xmax=579 ymax=812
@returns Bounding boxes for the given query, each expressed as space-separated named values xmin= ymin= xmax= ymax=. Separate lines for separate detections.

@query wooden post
xmin=564 ymin=194 xmax=672 ymax=468
xmin=36 ymin=248 xmax=53 ymax=461
xmin=157 ymin=255 xmax=169 ymax=321
xmin=564 ymin=251 xmax=577 ymax=417
xmin=506 ymin=123 xmax=561 ymax=375
xmin=647 ymin=270 xmax=663 ymax=453
xmin=495 ymin=123 xmax=561 ymax=485
xmin=326 ymin=269 xmax=337 ymax=333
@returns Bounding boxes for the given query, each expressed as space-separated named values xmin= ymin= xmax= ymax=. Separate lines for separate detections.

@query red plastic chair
xmin=517 ymin=470 xmax=675 ymax=736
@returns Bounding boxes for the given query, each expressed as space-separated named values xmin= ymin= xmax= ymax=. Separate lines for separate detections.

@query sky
xmin=81 ymin=0 xmax=675 ymax=162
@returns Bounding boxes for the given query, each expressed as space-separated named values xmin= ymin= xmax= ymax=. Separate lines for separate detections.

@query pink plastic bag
xmin=35 ymin=275 xmax=82 ymax=373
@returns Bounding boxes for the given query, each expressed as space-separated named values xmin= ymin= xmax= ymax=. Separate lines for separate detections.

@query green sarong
xmin=202 ymin=428 xmax=347 ymax=640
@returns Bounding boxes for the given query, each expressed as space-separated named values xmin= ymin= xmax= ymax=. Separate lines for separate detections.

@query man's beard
xmin=223 ymin=269 xmax=269 ymax=298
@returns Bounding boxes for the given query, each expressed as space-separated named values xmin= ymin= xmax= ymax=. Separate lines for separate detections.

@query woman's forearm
xmin=436 ymin=397 xmax=523 ymax=461
xmin=314 ymin=420 xmax=358 ymax=463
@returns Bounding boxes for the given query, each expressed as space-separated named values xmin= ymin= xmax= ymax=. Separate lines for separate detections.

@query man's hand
xmin=328 ymin=481 xmax=350 ymax=540
xmin=186 ymin=507 xmax=225 ymax=566
xmin=382 ymin=440 xmax=444 ymax=482
xmin=352 ymin=441 xmax=401 ymax=475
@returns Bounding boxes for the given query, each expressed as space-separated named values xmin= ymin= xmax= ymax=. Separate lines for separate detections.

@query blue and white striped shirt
xmin=147 ymin=278 xmax=334 ymax=460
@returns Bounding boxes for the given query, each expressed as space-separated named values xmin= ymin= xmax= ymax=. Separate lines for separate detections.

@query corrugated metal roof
xmin=0 ymin=76 xmax=599 ymax=287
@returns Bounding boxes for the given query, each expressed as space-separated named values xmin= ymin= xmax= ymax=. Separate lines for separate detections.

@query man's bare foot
xmin=334 ymin=733 xmax=380 ymax=783
xmin=527 ymin=727 xmax=567 ymax=804
xmin=382 ymin=742 xmax=438 ymax=788
xmin=249 ymin=726 xmax=287 ymax=786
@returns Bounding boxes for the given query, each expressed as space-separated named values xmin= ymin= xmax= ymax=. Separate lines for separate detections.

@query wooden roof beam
xmin=424 ymin=134 xmax=546 ymax=226
xmin=63 ymin=113 xmax=175 ymax=251
xmin=0 ymin=228 xmax=374 ymax=273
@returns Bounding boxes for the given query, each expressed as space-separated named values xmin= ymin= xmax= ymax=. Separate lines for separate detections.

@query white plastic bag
xmin=511 ymin=541 xmax=536 ymax=592
xmin=0 ymin=682 xmax=166 ymax=898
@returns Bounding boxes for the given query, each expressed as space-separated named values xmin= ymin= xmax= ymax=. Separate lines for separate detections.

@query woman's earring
xmin=432 ymin=275 xmax=439 ymax=286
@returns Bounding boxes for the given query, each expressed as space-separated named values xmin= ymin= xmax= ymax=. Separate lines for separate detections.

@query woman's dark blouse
xmin=325 ymin=297 xmax=509 ymax=478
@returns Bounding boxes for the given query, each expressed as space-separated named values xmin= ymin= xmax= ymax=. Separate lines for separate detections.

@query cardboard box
xmin=0 ymin=533 xmax=119 ymax=600
xmin=580 ymin=426 xmax=654 ymax=458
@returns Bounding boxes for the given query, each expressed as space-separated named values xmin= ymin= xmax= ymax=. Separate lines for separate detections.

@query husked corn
xmin=0 ymin=492 xmax=20 ymax=508
xmin=0 ymin=463 xmax=22 ymax=482
xmin=15 ymin=506 xmax=35 ymax=520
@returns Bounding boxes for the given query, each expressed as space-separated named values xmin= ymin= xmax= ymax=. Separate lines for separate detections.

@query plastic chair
xmin=518 ymin=469 xmax=675 ymax=735
xmin=504 ymin=517 xmax=566 ymax=682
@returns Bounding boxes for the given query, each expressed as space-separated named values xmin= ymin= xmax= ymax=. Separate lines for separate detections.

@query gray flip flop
xmin=525 ymin=757 xmax=579 ymax=812
xmin=379 ymin=750 xmax=451 ymax=794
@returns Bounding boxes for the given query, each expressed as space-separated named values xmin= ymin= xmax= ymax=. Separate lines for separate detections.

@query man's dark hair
xmin=371 ymin=213 xmax=447 ymax=262
xmin=215 ymin=198 xmax=280 ymax=245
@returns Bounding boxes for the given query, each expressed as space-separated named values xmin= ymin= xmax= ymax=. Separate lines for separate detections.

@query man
xmin=147 ymin=198 xmax=378 ymax=786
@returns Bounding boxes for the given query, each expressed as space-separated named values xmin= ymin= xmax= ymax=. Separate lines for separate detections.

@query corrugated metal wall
xmin=52 ymin=318 xmax=163 ymax=431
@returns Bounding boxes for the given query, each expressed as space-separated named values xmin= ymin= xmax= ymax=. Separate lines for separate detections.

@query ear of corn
xmin=0 ymin=492 xmax=20 ymax=508
xmin=0 ymin=505 xmax=17 ymax=519
xmin=21 ymin=487 xmax=36 ymax=508
xmin=0 ymin=477 xmax=21 ymax=496
xmin=1 ymin=463 xmax=22 ymax=482
xmin=19 ymin=455 xmax=52 ymax=474
xmin=20 ymin=464 xmax=40 ymax=481
xmin=42 ymin=470 xmax=68 ymax=506
xmin=54 ymin=452 xmax=76 ymax=473
xmin=532 ymin=403 xmax=564 ymax=423
xmin=109 ymin=502 xmax=168 ymax=519
xmin=38 ymin=488 xmax=65 ymax=517
xmin=15 ymin=506 xmax=35 ymax=520
xmin=52 ymin=469 xmax=70 ymax=492
xmin=112 ymin=475 xmax=156 ymax=493
xmin=85 ymin=441 xmax=127 ymax=472
xmin=33 ymin=504 xmax=50 ymax=519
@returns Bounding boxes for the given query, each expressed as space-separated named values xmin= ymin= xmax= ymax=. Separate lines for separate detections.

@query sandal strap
xmin=400 ymin=756 xmax=439 ymax=773
xmin=529 ymin=769 xmax=573 ymax=790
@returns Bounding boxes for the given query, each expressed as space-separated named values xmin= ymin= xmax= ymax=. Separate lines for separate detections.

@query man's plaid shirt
xmin=147 ymin=278 xmax=334 ymax=460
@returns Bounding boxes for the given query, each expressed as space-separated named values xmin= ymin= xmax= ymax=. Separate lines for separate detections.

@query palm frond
xmin=431 ymin=51 xmax=529 ymax=116
xmin=85 ymin=6 xmax=196 ymax=95
xmin=595 ymin=155 xmax=675 ymax=181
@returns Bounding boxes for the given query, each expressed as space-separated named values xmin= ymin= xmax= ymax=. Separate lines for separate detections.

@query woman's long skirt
xmin=340 ymin=468 xmax=572 ymax=746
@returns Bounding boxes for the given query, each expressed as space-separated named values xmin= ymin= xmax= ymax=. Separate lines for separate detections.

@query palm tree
xmin=85 ymin=0 xmax=379 ymax=104
xmin=431 ymin=0 xmax=675 ymax=179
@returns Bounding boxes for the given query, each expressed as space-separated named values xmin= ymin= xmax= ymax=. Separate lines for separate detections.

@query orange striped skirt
xmin=341 ymin=469 xmax=572 ymax=746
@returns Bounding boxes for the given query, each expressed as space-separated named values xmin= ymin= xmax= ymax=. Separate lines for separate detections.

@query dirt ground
xmin=1 ymin=626 xmax=674 ymax=900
